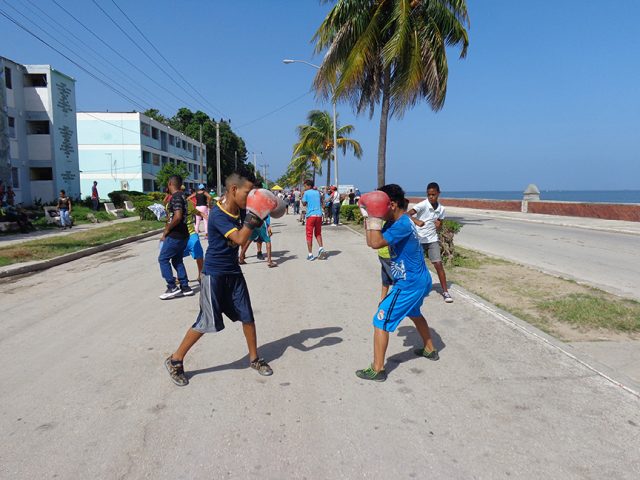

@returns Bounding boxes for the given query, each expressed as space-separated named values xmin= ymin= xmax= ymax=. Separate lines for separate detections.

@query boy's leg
xmin=196 ymin=258 xmax=203 ymax=278
xmin=409 ymin=315 xmax=435 ymax=352
xmin=172 ymin=328 xmax=204 ymax=362
xmin=158 ymin=240 xmax=177 ymax=288
xmin=170 ymin=247 xmax=189 ymax=288
xmin=380 ymin=285 xmax=389 ymax=303
xmin=256 ymin=241 xmax=263 ymax=255
xmin=305 ymin=219 xmax=314 ymax=255
xmin=242 ymin=322 xmax=259 ymax=362
xmin=373 ymin=327 xmax=389 ymax=372
xmin=433 ymin=261 xmax=450 ymax=294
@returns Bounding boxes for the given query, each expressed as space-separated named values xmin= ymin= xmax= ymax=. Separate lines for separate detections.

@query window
xmin=152 ymin=153 xmax=160 ymax=166
xmin=182 ymin=140 xmax=187 ymax=150
xmin=188 ymin=163 xmax=193 ymax=173
xmin=188 ymin=143 xmax=192 ymax=152
xmin=26 ymin=120 xmax=50 ymax=134
xmin=169 ymin=135 xmax=175 ymax=146
xmin=142 ymin=151 xmax=151 ymax=164
xmin=140 ymin=123 xmax=150 ymax=136
xmin=151 ymin=127 xmax=159 ymax=140
xmin=4 ymin=67 xmax=12 ymax=89
xmin=170 ymin=158 xmax=175 ymax=164
xmin=161 ymin=155 xmax=168 ymax=165
xmin=29 ymin=167 xmax=53 ymax=181
xmin=24 ymin=73 xmax=47 ymax=87
xmin=8 ymin=116 xmax=16 ymax=138
xmin=143 ymin=179 xmax=153 ymax=191
xmin=11 ymin=167 xmax=19 ymax=188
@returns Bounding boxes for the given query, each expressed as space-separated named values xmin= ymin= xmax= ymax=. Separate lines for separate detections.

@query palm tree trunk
xmin=377 ymin=66 xmax=391 ymax=188
xmin=326 ymin=156 xmax=332 ymax=188
xmin=312 ymin=164 xmax=316 ymax=184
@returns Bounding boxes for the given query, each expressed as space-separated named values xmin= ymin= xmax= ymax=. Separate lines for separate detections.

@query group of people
xmin=158 ymin=167 xmax=451 ymax=386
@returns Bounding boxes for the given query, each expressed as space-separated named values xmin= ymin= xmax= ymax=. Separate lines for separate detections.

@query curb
xmin=0 ymin=228 xmax=164 ymax=279
xmin=343 ymin=221 xmax=640 ymax=398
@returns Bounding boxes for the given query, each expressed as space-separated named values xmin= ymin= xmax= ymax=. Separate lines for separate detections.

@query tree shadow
xmin=385 ymin=325 xmax=445 ymax=374
xmin=188 ymin=326 xmax=343 ymax=378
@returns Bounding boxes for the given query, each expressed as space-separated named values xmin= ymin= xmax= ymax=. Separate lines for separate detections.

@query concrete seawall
xmin=407 ymin=197 xmax=640 ymax=222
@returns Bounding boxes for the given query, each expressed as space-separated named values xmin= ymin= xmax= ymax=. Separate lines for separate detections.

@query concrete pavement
xmin=445 ymin=206 xmax=640 ymax=300
xmin=1 ymin=214 xmax=639 ymax=479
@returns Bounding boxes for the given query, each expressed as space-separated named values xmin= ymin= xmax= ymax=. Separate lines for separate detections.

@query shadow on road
xmin=385 ymin=325 xmax=445 ymax=374
xmin=324 ymin=250 xmax=342 ymax=258
xmin=187 ymin=326 xmax=343 ymax=378
xmin=447 ymin=215 xmax=489 ymax=226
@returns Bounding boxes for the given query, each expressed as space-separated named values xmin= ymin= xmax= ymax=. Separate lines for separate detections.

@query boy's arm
xmin=407 ymin=215 xmax=424 ymax=227
xmin=227 ymin=226 xmax=257 ymax=246
xmin=366 ymin=229 xmax=389 ymax=249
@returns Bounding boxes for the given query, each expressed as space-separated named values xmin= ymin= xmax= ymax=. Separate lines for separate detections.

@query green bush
xmin=107 ymin=190 xmax=146 ymax=207
xmin=147 ymin=191 xmax=166 ymax=202
xmin=352 ymin=207 xmax=364 ymax=224
xmin=438 ymin=219 xmax=463 ymax=265
xmin=340 ymin=204 xmax=359 ymax=221
xmin=132 ymin=197 xmax=161 ymax=221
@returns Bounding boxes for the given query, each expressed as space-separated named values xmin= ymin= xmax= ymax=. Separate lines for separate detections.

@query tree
xmin=313 ymin=0 xmax=469 ymax=187
xmin=143 ymin=108 xmax=168 ymax=124
xmin=293 ymin=110 xmax=362 ymax=187
xmin=155 ymin=162 xmax=189 ymax=191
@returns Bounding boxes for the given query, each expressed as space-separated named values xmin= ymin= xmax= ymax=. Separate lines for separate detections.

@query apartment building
xmin=0 ymin=56 xmax=81 ymax=205
xmin=76 ymin=111 xmax=206 ymax=197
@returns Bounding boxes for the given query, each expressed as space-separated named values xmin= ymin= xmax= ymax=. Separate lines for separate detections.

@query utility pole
xmin=234 ymin=150 xmax=237 ymax=171
xmin=199 ymin=124 xmax=204 ymax=184
xmin=259 ymin=163 xmax=269 ymax=187
xmin=216 ymin=121 xmax=221 ymax=196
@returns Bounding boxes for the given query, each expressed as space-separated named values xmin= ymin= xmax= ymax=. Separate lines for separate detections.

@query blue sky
xmin=2 ymin=0 xmax=639 ymax=192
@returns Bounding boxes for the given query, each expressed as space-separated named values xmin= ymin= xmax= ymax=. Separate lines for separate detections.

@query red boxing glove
xmin=359 ymin=191 xmax=391 ymax=230
xmin=270 ymin=197 xmax=286 ymax=219
xmin=245 ymin=189 xmax=278 ymax=229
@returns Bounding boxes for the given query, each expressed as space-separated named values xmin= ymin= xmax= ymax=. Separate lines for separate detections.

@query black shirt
xmin=167 ymin=192 xmax=189 ymax=240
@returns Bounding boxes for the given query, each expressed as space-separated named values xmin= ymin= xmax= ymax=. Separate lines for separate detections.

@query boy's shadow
xmin=385 ymin=326 xmax=445 ymax=375
xmin=188 ymin=327 xmax=343 ymax=378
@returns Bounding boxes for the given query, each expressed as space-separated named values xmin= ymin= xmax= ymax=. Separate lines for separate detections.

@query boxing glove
xmin=270 ymin=197 xmax=286 ymax=219
xmin=358 ymin=191 xmax=391 ymax=230
xmin=245 ymin=189 xmax=278 ymax=229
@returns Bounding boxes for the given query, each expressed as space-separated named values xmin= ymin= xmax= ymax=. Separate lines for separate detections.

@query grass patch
xmin=0 ymin=220 xmax=163 ymax=267
xmin=538 ymin=294 xmax=640 ymax=332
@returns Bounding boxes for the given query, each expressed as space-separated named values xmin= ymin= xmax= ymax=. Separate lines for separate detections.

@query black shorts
xmin=191 ymin=273 xmax=254 ymax=333
xmin=379 ymin=257 xmax=395 ymax=287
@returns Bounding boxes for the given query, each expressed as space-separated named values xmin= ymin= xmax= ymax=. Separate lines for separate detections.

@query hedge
xmin=107 ymin=190 xmax=146 ymax=207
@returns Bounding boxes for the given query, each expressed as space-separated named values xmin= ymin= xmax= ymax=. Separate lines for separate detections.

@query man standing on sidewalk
xmin=91 ymin=181 xmax=99 ymax=211
xmin=302 ymin=180 xmax=327 ymax=260
xmin=158 ymin=175 xmax=194 ymax=300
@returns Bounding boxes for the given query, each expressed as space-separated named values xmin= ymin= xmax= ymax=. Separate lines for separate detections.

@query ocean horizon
xmin=404 ymin=190 xmax=640 ymax=204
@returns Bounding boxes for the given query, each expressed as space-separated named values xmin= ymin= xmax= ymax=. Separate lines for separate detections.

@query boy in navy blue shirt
xmin=357 ymin=184 xmax=439 ymax=382
xmin=164 ymin=170 xmax=277 ymax=386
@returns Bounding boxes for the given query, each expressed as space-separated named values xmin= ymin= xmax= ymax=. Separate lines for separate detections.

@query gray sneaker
xmin=250 ymin=358 xmax=273 ymax=376
xmin=443 ymin=292 xmax=453 ymax=303
xmin=164 ymin=356 xmax=188 ymax=386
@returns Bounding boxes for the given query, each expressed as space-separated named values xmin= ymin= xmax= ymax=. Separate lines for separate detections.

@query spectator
xmin=91 ymin=181 xmax=99 ymax=211
xmin=57 ymin=189 xmax=72 ymax=229
xmin=331 ymin=186 xmax=341 ymax=226
xmin=348 ymin=189 xmax=356 ymax=205
xmin=293 ymin=188 xmax=301 ymax=215
xmin=6 ymin=186 xmax=15 ymax=206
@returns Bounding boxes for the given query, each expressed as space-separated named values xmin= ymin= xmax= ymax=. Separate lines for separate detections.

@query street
xmin=1 ymin=214 xmax=639 ymax=479
xmin=447 ymin=207 xmax=640 ymax=300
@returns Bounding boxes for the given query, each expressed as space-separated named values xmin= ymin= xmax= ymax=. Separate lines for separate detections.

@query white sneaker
xmin=443 ymin=292 xmax=453 ymax=303
xmin=307 ymin=254 xmax=316 ymax=261
xmin=159 ymin=286 xmax=182 ymax=300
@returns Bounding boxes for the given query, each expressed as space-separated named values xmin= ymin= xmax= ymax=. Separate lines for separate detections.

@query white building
xmin=76 ymin=112 xmax=206 ymax=197
xmin=0 ymin=56 xmax=81 ymax=205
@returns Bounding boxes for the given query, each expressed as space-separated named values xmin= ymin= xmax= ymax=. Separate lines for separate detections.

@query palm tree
xmin=293 ymin=110 xmax=363 ymax=188
xmin=290 ymin=143 xmax=324 ymax=186
xmin=313 ymin=0 xmax=469 ymax=187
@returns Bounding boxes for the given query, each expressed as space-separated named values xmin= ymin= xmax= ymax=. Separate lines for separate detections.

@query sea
xmin=404 ymin=190 xmax=640 ymax=204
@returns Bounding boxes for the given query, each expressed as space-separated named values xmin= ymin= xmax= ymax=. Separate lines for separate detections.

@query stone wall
xmin=407 ymin=197 xmax=640 ymax=222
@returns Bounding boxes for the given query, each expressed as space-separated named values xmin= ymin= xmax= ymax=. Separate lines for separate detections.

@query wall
xmin=407 ymin=196 xmax=640 ymax=222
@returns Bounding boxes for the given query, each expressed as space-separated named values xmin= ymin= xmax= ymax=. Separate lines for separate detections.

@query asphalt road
xmin=1 ymin=214 xmax=639 ymax=479
xmin=447 ymin=208 xmax=640 ymax=300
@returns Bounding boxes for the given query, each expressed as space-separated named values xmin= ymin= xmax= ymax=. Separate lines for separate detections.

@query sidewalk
xmin=0 ymin=216 xmax=140 ymax=248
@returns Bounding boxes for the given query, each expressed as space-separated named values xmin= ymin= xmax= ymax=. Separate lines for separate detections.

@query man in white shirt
xmin=408 ymin=182 xmax=453 ymax=303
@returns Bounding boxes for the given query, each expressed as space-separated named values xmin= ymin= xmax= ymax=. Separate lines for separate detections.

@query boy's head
xmin=426 ymin=182 xmax=440 ymax=205
xmin=167 ymin=175 xmax=183 ymax=194
xmin=378 ymin=184 xmax=406 ymax=221
xmin=303 ymin=179 xmax=314 ymax=190
xmin=224 ymin=167 xmax=255 ymax=209
xmin=60 ymin=189 xmax=66 ymax=196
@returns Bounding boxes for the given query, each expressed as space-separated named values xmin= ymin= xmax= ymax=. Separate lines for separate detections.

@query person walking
xmin=91 ymin=181 xmax=99 ymax=211
xmin=57 ymin=190 xmax=72 ymax=229
xmin=302 ymin=179 xmax=327 ymax=260
xmin=293 ymin=188 xmax=301 ymax=216
xmin=330 ymin=186 xmax=341 ymax=226
xmin=188 ymin=184 xmax=212 ymax=238
xmin=158 ymin=175 xmax=194 ymax=300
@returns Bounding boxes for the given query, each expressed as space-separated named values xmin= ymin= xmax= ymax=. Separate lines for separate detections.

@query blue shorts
xmin=191 ymin=273 xmax=254 ymax=333
xmin=379 ymin=257 xmax=394 ymax=287
xmin=250 ymin=224 xmax=270 ymax=243
xmin=373 ymin=285 xmax=429 ymax=332
xmin=183 ymin=233 xmax=204 ymax=259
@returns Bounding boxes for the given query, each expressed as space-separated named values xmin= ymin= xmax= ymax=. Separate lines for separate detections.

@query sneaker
xmin=159 ymin=286 xmax=182 ymax=300
xmin=256 ymin=252 xmax=264 ymax=260
xmin=250 ymin=358 xmax=273 ymax=376
xmin=181 ymin=285 xmax=194 ymax=296
xmin=317 ymin=248 xmax=328 ymax=260
xmin=355 ymin=365 xmax=387 ymax=382
xmin=414 ymin=348 xmax=440 ymax=361
xmin=307 ymin=254 xmax=316 ymax=261
xmin=164 ymin=356 xmax=188 ymax=386
xmin=443 ymin=292 xmax=453 ymax=303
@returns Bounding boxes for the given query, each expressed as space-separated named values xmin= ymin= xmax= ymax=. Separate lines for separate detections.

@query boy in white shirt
xmin=408 ymin=182 xmax=453 ymax=303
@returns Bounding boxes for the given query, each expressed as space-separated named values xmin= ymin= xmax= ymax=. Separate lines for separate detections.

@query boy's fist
xmin=358 ymin=191 xmax=390 ymax=230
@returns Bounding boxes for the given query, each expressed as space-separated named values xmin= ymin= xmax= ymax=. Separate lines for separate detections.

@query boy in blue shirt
xmin=301 ymin=179 xmax=327 ymax=260
xmin=357 ymin=184 xmax=439 ymax=382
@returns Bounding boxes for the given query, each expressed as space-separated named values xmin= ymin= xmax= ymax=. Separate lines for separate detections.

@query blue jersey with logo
xmin=204 ymin=202 xmax=243 ymax=275
xmin=382 ymin=214 xmax=429 ymax=290
xmin=302 ymin=189 xmax=323 ymax=217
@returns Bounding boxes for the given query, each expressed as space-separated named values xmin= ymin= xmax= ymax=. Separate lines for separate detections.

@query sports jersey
xmin=166 ymin=192 xmax=189 ymax=240
xmin=203 ymin=202 xmax=243 ymax=275
xmin=302 ymin=189 xmax=323 ymax=217
xmin=381 ymin=214 xmax=428 ymax=289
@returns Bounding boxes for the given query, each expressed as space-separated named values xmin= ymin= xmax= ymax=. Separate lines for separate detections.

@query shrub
xmin=438 ymin=219 xmax=462 ymax=265
xmin=340 ymin=204 xmax=359 ymax=221
xmin=132 ymin=197 xmax=161 ymax=221
xmin=352 ymin=207 xmax=364 ymax=224
xmin=147 ymin=191 xmax=166 ymax=202
xmin=107 ymin=190 xmax=146 ymax=207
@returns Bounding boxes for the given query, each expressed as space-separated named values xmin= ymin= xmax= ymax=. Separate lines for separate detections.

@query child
xmin=408 ymin=182 xmax=453 ymax=303
xmin=239 ymin=213 xmax=277 ymax=268
xmin=357 ymin=185 xmax=438 ymax=382
xmin=184 ymin=196 xmax=204 ymax=280
xmin=301 ymin=180 xmax=327 ymax=260
xmin=164 ymin=170 xmax=279 ymax=386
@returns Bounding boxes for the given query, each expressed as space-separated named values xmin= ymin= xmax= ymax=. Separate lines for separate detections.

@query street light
xmin=283 ymin=58 xmax=339 ymax=192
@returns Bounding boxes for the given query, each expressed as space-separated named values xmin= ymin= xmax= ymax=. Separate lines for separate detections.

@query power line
xmin=235 ymin=90 xmax=313 ymax=128
xmin=109 ymin=0 xmax=225 ymax=117
xmin=0 ymin=7 xmax=149 ymax=111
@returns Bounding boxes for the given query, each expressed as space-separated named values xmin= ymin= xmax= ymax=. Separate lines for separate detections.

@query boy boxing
xmin=357 ymin=185 xmax=439 ymax=382
xmin=164 ymin=170 xmax=280 ymax=386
